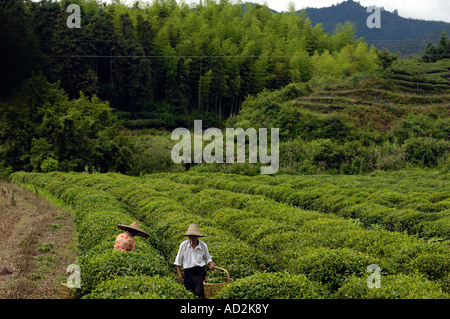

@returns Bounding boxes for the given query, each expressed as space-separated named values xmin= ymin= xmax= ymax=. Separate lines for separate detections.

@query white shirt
xmin=174 ymin=239 xmax=212 ymax=269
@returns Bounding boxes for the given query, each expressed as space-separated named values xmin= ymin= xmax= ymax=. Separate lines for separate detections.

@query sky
xmin=179 ymin=0 xmax=450 ymax=23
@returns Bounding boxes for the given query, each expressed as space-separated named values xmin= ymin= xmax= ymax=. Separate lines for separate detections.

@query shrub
xmin=215 ymin=271 xmax=327 ymax=299
xmin=420 ymin=217 xmax=450 ymax=240
xmin=83 ymin=275 xmax=194 ymax=299
xmin=383 ymin=209 xmax=440 ymax=233
xmin=341 ymin=203 xmax=392 ymax=226
xmin=287 ymin=247 xmax=378 ymax=291
xmin=40 ymin=157 xmax=59 ymax=173
xmin=204 ymin=235 xmax=269 ymax=278
xmin=409 ymin=253 xmax=450 ymax=282
xmin=76 ymin=210 xmax=135 ymax=253
xmin=77 ymin=251 xmax=170 ymax=294
xmin=334 ymin=274 xmax=449 ymax=299
xmin=285 ymin=188 xmax=323 ymax=208
xmin=404 ymin=137 xmax=449 ymax=167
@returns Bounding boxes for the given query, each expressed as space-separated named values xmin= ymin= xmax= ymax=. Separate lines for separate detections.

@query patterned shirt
xmin=113 ymin=231 xmax=136 ymax=252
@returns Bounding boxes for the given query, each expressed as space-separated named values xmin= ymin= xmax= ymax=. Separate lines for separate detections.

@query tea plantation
xmin=10 ymin=169 xmax=450 ymax=299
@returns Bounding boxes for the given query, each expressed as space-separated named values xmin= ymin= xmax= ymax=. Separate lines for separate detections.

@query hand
xmin=178 ymin=273 xmax=184 ymax=283
xmin=209 ymin=262 xmax=215 ymax=270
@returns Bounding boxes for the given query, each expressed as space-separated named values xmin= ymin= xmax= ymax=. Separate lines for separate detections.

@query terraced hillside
xmin=222 ymin=58 xmax=449 ymax=175
xmin=291 ymin=59 xmax=450 ymax=133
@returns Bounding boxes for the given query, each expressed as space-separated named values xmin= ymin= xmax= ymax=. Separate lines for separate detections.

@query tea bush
xmin=160 ymin=171 xmax=450 ymax=240
xmin=334 ymin=274 xmax=449 ymax=299
xmin=83 ymin=275 xmax=194 ymax=299
xmin=10 ymin=170 xmax=450 ymax=298
xmin=286 ymin=247 xmax=379 ymax=291
xmin=132 ymin=173 xmax=450 ymax=292
xmin=76 ymin=210 xmax=134 ymax=253
xmin=77 ymin=251 xmax=171 ymax=294
xmin=215 ymin=272 xmax=327 ymax=299
xmin=409 ymin=253 xmax=450 ymax=282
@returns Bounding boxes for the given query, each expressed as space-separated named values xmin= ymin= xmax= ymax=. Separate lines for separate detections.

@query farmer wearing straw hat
xmin=174 ymin=224 xmax=215 ymax=298
xmin=113 ymin=221 xmax=149 ymax=252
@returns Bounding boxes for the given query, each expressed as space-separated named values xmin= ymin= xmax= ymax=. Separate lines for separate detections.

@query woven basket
xmin=60 ymin=283 xmax=75 ymax=299
xmin=203 ymin=267 xmax=232 ymax=299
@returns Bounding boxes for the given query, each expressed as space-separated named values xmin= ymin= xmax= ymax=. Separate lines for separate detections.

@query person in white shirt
xmin=174 ymin=224 xmax=215 ymax=297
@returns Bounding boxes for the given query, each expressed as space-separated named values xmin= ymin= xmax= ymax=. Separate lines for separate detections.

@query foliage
xmin=215 ymin=271 xmax=326 ymax=299
xmin=83 ymin=275 xmax=194 ymax=299
xmin=2 ymin=0 xmax=383 ymax=123
xmin=125 ymin=130 xmax=186 ymax=176
xmin=77 ymin=250 xmax=170 ymax=294
xmin=220 ymin=58 xmax=449 ymax=175
xmin=2 ymin=1 xmax=448 ymax=178
xmin=40 ymin=157 xmax=59 ymax=173
xmin=10 ymin=170 xmax=450 ymax=298
xmin=335 ymin=274 xmax=448 ymax=299
xmin=0 ymin=0 xmax=44 ymax=96
xmin=422 ymin=32 xmax=450 ymax=62
xmin=0 ymin=74 xmax=134 ymax=173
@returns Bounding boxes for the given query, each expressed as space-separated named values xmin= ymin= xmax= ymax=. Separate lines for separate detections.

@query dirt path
xmin=0 ymin=181 xmax=77 ymax=299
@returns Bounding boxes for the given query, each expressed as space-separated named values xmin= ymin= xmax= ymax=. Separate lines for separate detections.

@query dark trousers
xmin=184 ymin=266 xmax=206 ymax=298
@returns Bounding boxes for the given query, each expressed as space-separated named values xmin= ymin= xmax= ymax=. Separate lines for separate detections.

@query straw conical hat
xmin=183 ymin=224 xmax=206 ymax=237
xmin=117 ymin=221 xmax=149 ymax=238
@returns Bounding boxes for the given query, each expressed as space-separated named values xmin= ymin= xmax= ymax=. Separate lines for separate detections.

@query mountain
xmin=300 ymin=0 xmax=450 ymax=56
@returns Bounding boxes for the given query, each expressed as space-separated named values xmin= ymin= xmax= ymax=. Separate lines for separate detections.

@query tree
xmin=1 ymin=0 xmax=385 ymax=128
xmin=0 ymin=0 xmax=44 ymax=96
xmin=436 ymin=31 xmax=448 ymax=60
xmin=353 ymin=42 xmax=377 ymax=73
xmin=422 ymin=42 xmax=437 ymax=62
xmin=83 ymin=8 xmax=118 ymax=103
xmin=376 ymin=48 xmax=398 ymax=71
xmin=332 ymin=22 xmax=357 ymax=53
xmin=111 ymin=13 xmax=152 ymax=112
xmin=0 ymin=73 xmax=133 ymax=173
xmin=289 ymin=49 xmax=313 ymax=83
xmin=422 ymin=32 xmax=449 ymax=62
xmin=50 ymin=0 xmax=97 ymax=98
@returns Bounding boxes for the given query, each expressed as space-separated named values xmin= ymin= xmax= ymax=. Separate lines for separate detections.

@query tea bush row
xmin=145 ymin=178 xmax=450 ymax=294
xmin=84 ymin=173 xmax=450 ymax=296
xmin=10 ymin=171 xmax=191 ymax=298
xmin=154 ymin=172 xmax=450 ymax=240
xmin=11 ymin=171 xmax=450 ymax=298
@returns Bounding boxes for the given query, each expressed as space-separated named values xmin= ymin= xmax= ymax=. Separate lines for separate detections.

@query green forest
xmin=0 ymin=0 xmax=449 ymax=176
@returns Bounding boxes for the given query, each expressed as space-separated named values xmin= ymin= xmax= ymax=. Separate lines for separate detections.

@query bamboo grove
xmin=2 ymin=0 xmax=378 ymax=120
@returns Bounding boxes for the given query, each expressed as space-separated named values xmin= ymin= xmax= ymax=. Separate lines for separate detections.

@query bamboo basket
xmin=60 ymin=283 xmax=75 ymax=299
xmin=203 ymin=267 xmax=232 ymax=299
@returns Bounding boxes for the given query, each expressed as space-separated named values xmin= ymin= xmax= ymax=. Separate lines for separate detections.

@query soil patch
xmin=0 ymin=182 xmax=77 ymax=299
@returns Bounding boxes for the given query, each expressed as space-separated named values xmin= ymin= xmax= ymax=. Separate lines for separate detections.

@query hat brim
xmin=117 ymin=224 xmax=149 ymax=238
xmin=183 ymin=232 xmax=206 ymax=237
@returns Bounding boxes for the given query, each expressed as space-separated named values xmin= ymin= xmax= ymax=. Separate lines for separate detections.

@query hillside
xmin=223 ymin=58 xmax=450 ymax=175
xmin=118 ymin=57 xmax=450 ymax=176
xmin=302 ymin=0 xmax=450 ymax=56
xmin=292 ymin=59 xmax=450 ymax=133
